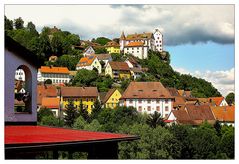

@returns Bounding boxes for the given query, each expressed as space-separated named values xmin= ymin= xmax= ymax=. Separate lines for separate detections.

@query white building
xmin=153 ymin=28 xmax=163 ymax=52
xmin=15 ymin=69 xmax=25 ymax=81
xmin=76 ymin=55 xmax=102 ymax=74
xmin=83 ymin=46 xmax=95 ymax=57
xmin=37 ymin=66 xmax=71 ymax=84
xmin=120 ymin=82 xmax=174 ymax=118
xmin=120 ymin=29 xmax=163 ymax=59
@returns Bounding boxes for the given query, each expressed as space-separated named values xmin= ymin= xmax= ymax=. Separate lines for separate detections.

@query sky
xmin=4 ymin=4 xmax=235 ymax=96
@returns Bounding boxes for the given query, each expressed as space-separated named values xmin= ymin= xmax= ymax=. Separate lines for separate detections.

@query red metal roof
xmin=5 ymin=126 xmax=136 ymax=145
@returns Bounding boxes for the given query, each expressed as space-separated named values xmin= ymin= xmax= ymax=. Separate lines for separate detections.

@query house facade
xmin=123 ymin=42 xmax=149 ymax=59
xmin=105 ymin=61 xmax=131 ymax=79
xmin=153 ymin=28 xmax=163 ymax=52
xmin=103 ymin=88 xmax=122 ymax=109
xmin=83 ymin=46 xmax=95 ymax=57
xmin=120 ymin=82 xmax=174 ymax=117
xmin=37 ymin=66 xmax=71 ymax=84
xmin=61 ymin=87 xmax=99 ymax=113
xmin=105 ymin=41 xmax=120 ymax=54
xmin=95 ymin=54 xmax=112 ymax=67
xmin=76 ymin=55 xmax=102 ymax=74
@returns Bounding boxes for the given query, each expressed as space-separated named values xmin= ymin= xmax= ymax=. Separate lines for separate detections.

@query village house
xmin=76 ymin=55 xmax=102 ymax=74
xmin=166 ymin=104 xmax=216 ymax=125
xmin=105 ymin=61 xmax=131 ymax=79
xmin=167 ymin=88 xmax=186 ymax=110
xmin=37 ymin=84 xmax=58 ymax=110
xmin=83 ymin=46 xmax=95 ymax=56
xmin=37 ymin=66 xmax=71 ymax=84
xmin=208 ymin=97 xmax=228 ymax=106
xmin=120 ymin=29 xmax=162 ymax=59
xmin=61 ymin=87 xmax=99 ymax=113
xmin=94 ymin=54 xmax=112 ymax=67
xmin=102 ymin=88 xmax=122 ymax=109
xmin=15 ymin=68 xmax=25 ymax=81
xmin=41 ymin=97 xmax=60 ymax=117
xmin=120 ymin=82 xmax=174 ymax=117
xmin=105 ymin=41 xmax=120 ymax=54
xmin=210 ymin=106 xmax=235 ymax=126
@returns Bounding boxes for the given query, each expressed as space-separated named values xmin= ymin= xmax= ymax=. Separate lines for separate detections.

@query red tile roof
xmin=121 ymin=82 xmax=173 ymax=99
xmin=37 ymin=84 xmax=58 ymax=105
xmin=42 ymin=97 xmax=60 ymax=109
xmin=39 ymin=66 xmax=69 ymax=74
xmin=126 ymin=32 xmax=153 ymax=40
xmin=108 ymin=61 xmax=130 ymax=71
xmin=211 ymin=106 xmax=235 ymax=122
xmin=5 ymin=126 xmax=138 ymax=145
xmin=76 ymin=55 xmax=97 ymax=67
xmin=208 ymin=97 xmax=225 ymax=106
xmin=61 ymin=87 xmax=98 ymax=98
xmin=125 ymin=41 xmax=144 ymax=47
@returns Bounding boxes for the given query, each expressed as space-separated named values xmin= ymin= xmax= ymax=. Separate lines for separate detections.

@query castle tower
xmin=120 ymin=31 xmax=126 ymax=51
xmin=153 ymin=28 xmax=163 ymax=52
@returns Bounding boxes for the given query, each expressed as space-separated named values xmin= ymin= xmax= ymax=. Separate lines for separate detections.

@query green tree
xmin=93 ymin=37 xmax=111 ymax=46
xmin=72 ymin=69 xmax=98 ymax=86
xmin=51 ymin=32 xmax=64 ymax=55
xmin=37 ymin=107 xmax=54 ymax=122
xmin=84 ymin=119 xmax=102 ymax=131
xmin=78 ymin=100 xmax=89 ymax=122
xmin=26 ymin=21 xmax=39 ymax=37
xmin=4 ymin=16 xmax=13 ymax=31
xmin=146 ymin=111 xmax=165 ymax=128
xmin=64 ymin=100 xmax=79 ymax=127
xmin=41 ymin=115 xmax=60 ymax=126
xmin=73 ymin=116 xmax=87 ymax=129
xmin=90 ymin=99 xmax=102 ymax=120
xmin=225 ymin=92 xmax=234 ymax=105
xmin=14 ymin=17 xmax=24 ymax=29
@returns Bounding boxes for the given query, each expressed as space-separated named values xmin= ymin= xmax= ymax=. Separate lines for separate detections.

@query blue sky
xmin=166 ymin=42 xmax=234 ymax=72
xmin=4 ymin=4 xmax=235 ymax=96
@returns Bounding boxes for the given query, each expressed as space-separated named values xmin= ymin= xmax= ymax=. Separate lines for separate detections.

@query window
xmin=138 ymin=106 xmax=142 ymax=112
xmin=147 ymin=106 xmax=151 ymax=111
xmin=127 ymin=48 xmax=129 ymax=50
xmin=165 ymin=99 xmax=168 ymax=104
xmin=91 ymin=99 xmax=93 ymax=102
xmin=86 ymin=98 xmax=88 ymax=102
xmin=91 ymin=105 xmax=93 ymax=108
xmin=156 ymin=41 xmax=158 ymax=43
xmin=157 ymin=37 xmax=159 ymax=39
xmin=112 ymin=98 xmax=114 ymax=101
xmin=59 ymin=80 xmax=61 ymax=83
xmin=156 ymin=99 xmax=160 ymax=103
xmin=138 ymin=99 xmax=142 ymax=104
xmin=165 ymin=106 xmax=169 ymax=111
xmin=56 ymin=80 xmax=58 ymax=83
xmin=165 ymin=114 xmax=168 ymax=117
xmin=147 ymin=99 xmax=151 ymax=104
xmin=156 ymin=106 xmax=160 ymax=111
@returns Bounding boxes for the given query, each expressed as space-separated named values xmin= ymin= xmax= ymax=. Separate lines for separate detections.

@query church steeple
xmin=120 ymin=31 xmax=126 ymax=40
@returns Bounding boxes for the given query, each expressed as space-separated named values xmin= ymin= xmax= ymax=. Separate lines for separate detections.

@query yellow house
xmin=105 ymin=61 xmax=131 ymax=79
xmin=103 ymin=88 xmax=122 ymax=109
xmin=105 ymin=41 xmax=120 ymax=54
xmin=61 ymin=87 xmax=99 ymax=114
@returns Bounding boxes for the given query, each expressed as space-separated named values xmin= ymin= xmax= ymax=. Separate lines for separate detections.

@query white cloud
xmin=4 ymin=4 xmax=234 ymax=44
xmin=174 ymin=67 xmax=235 ymax=97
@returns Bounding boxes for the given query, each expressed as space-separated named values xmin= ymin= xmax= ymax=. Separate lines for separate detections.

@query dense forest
xmin=5 ymin=16 xmax=221 ymax=98
xmin=37 ymin=103 xmax=234 ymax=159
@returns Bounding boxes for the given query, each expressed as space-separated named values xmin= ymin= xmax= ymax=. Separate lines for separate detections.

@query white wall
xmin=5 ymin=49 xmax=37 ymax=123
xmin=37 ymin=72 xmax=71 ymax=84
xmin=122 ymin=98 xmax=173 ymax=117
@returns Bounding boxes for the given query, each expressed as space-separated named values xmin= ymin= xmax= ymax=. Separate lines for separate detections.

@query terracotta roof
xmin=124 ymin=41 xmax=144 ymax=47
xmin=177 ymin=90 xmax=184 ymax=96
xmin=126 ymin=32 xmax=153 ymax=40
xmin=126 ymin=56 xmax=140 ymax=67
xmin=167 ymin=88 xmax=180 ymax=97
xmin=42 ymin=97 xmax=60 ymax=109
xmin=208 ymin=97 xmax=225 ymax=106
xmin=173 ymin=96 xmax=186 ymax=108
xmin=39 ymin=66 xmax=69 ymax=74
xmin=76 ymin=55 xmax=97 ymax=67
xmin=185 ymin=104 xmax=215 ymax=121
xmin=61 ymin=87 xmax=98 ymax=98
xmin=103 ymin=88 xmax=117 ymax=103
xmin=121 ymin=82 xmax=173 ymax=99
xmin=95 ymin=54 xmax=112 ymax=61
xmin=105 ymin=41 xmax=119 ymax=47
xmin=211 ymin=106 xmax=235 ymax=122
xmin=108 ymin=61 xmax=130 ymax=71
xmin=172 ymin=110 xmax=192 ymax=124
xmin=37 ymin=84 xmax=58 ymax=105
xmin=197 ymin=98 xmax=209 ymax=103
xmin=184 ymin=91 xmax=192 ymax=97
